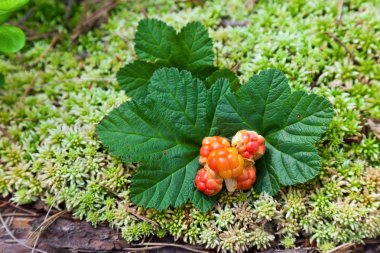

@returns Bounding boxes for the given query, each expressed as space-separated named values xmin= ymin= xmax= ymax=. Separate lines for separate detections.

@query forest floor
xmin=0 ymin=1 xmax=379 ymax=253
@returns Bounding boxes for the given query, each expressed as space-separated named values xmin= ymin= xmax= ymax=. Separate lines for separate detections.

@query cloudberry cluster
xmin=195 ymin=130 xmax=265 ymax=195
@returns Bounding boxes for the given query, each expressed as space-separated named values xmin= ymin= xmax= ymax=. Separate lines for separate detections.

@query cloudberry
xmin=231 ymin=130 xmax=266 ymax=160
xmin=207 ymin=147 xmax=244 ymax=192
xmin=199 ymin=136 xmax=230 ymax=165
xmin=236 ymin=163 xmax=257 ymax=190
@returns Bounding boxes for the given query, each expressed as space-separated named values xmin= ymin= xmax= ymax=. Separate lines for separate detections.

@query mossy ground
xmin=0 ymin=0 xmax=379 ymax=252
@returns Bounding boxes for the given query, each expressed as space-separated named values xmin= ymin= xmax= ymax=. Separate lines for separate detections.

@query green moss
xmin=0 ymin=0 xmax=379 ymax=252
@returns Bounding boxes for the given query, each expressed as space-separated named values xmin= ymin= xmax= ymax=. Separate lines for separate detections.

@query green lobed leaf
xmin=205 ymin=68 xmax=240 ymax=92
xmin=207 ymin=78 xmax=233 ymax=136
xmin=0 ymin=25 xmax=26 ymax=53
xmin=191 ymin=190 xmax=220 ymax=213
xmin=118 ymin=19 xmax=218 ymax=98
xmin=253 ymin=156 xmax=281 ymax=195
xmin=0 ymin=0 xmax=29 ymax=24
xmin=131 ymin=151 xmax=199 ymax=210
xmin=116 ymin=61 xmax=161 ymax=98
xmin=215 ymin=69 xmax=334 ymax=195
xmin=97 ymin=68 xmax=231 ymax=211
xmin=147 ymin=68 xmax=208 ymax=143
xmin=134 ymin=19 xmax=176 ymax=63
xmin=97 ymin=99 xmax=184 ymax=164
xmin=169 ymin=21 xmax=216 ymax=78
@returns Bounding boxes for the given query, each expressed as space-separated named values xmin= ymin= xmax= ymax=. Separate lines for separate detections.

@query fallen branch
xmin=245 ymin=0 xmax=257 ymax=12
xmin=220 ymin=19 xmax=249 ymax=27
xmin=368 ymin=118 xmax=380 ymax=139
xmin=122 ymin=245 xmax=164 ymax=251
xmin=16 ymin=75 xmax=39 ymax=111
xmin=0 ymin=212 xmax=47 ymax=253
xmin=27 ymin=31 xmax=59 ymax=41
xmin=71 ymin=1 xmax=118 ymax=42
xmin=0 ymin=201 xmax=9 ymax=208
xmin=64 ymin=0 xmax=75 ymax=25
xmin=1 ymin=213 xmax=40 ymax=217
xmin=324 ymin=32 xmax=358 ymax=64
xmin=29 ymin=211 xmax=65 ymax=246
xmin=364 ymin=239 xmax=380 ymax=244
xmin=30 ymin=34 xmax=61 ymax=67
xmin=325 ymin=242 xmax=355 ymax=253
xmin=310 ymin=70 xmax=325 ymax=89
xmin=102 ymin=184 xmax=158 ymax=226
xmin=7 ymin=202 xmax=38 ymax=216
xmin=30 ymin=203 xmax=58 ymax=253
xmin=252 ymin=0 xmax=257 ymax=11
xmin=134 ymin=242 xmax=209 ymax=253
xmin=337 ymin=0 xmax=344 ymax=25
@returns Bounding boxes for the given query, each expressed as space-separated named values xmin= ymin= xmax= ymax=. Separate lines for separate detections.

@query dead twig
xmin=64 ymin=0 xmax=75 ymax=25
xmin=123 ymin=246 xmax=164 ymax=251
xmin=27 ymin=31 xmax=58 ymax=41
xmin=28 ymin=211 xmax=65 ymax=243
xmin=135 ymin=242 xmax=209 ymax=253
xmin=0 ymin=201 xmax=10 ymax=208
xmin=19 ymin=7 xmax=36 ymax=23
xmin=71 ymin=1 xmax=118 ymax=42
xmin=231 ymin=62 xmax=241 ymax=71
xmin=368 ymin=118 xmax=380 ymax=139
xmin=141 ymin=8 xmax=148 ymax=18
xmin=7 ymin=23 xmax=57 ymax=41
xmin=5 ymin=210 xmax=15 ymax=227
xmin=245 ymin=0 xmax=257 ymax=12
xmin=0 ymin=212 xmax=47 ymax=253
xmin=252 ymin=0 xmax=257 ymax=11
xmin=1 ymin=213 xmax=40 ymax=218
xmin=125 ymin=205 xmax=157 ymax=226
xmin=220 ymin=19 xmax=249 ymax=27
xmin=16 ymin=75 xmax=39 ymax=111
xmin=102 ymin=185 xmax=158 ymax=226
xmin=30 ymin=34 xmax=61 ymax=67
xmin=7 ymin=203 xmax=38 ymax=216
xmin=30 ymin=198 xmax=61 ymax=253
xmin=324 ymin=32 xmax=358 ymax=64
xmin=364 ymin=239 xmax=380 ymax=244
xmin=311 ymin=71 xmax=327 ymax=89
xmin=337 ymin=0 xmax=344 ymax=25
xmin=325 ymin=242 xmax=355 ymax=253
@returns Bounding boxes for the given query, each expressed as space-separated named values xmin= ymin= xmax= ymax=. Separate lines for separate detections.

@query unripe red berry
xmin=236 ymin=163 xmax=257 ymax=190
xmin=195 ymin=167 xmax=223 ymax=196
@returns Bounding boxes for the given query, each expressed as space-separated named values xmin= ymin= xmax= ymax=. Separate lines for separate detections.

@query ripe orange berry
xmin=195 ymin=167 xmax=223 ymax=196
xmin=231 ymin=130 xmax=266 ymax=160
xmin=207 ymin=147 xmax=244 ymax=179
xmin=236 ymin=164 xmax=257 ymax=190
xmin=199 ymin=136 xmax=230 ymax=165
